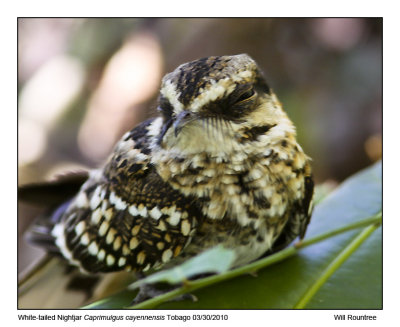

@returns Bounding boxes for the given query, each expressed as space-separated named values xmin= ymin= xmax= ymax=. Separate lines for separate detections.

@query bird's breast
xmin=155 ymin=147 xmax=305 ymax=229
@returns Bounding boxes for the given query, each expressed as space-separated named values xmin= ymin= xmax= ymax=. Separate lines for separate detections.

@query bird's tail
xmin=25 ymin=200 xmax=72 ymax=254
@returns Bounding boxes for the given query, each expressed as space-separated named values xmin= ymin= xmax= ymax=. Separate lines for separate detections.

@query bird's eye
xmin=236 ymin=89 xmax=255 ymax=103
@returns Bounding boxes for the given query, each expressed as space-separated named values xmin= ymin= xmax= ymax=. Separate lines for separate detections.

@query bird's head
xmin=156 ymin=54 xmax=295 ymax=157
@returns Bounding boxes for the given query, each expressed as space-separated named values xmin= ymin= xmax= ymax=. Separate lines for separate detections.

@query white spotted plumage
xmin=31 ymin=54 xmax=313 ymax=277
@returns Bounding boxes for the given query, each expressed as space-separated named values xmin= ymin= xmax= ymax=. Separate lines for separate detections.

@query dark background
xmin=18 ymin=18 xmax=382 ymax=185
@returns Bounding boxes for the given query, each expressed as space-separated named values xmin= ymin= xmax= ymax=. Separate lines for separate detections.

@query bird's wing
xmin=27 ymin=117 xmax=201 ymax=274
xmin=299 ymin=175 xmax=315 ymax=239
xmin=270 ymin=173 xmax=314 ymax=252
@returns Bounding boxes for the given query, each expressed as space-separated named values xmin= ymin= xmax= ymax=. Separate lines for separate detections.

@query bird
xmin=20 ymin=54 xmax=314 ymax=293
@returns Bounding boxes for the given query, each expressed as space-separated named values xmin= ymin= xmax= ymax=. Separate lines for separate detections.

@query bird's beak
xmin=173 ymin=110 xmax=196 ymax=137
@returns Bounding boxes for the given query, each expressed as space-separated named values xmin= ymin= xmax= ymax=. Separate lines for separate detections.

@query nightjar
xmin=22 ymin=54 xmax=314 ymax=278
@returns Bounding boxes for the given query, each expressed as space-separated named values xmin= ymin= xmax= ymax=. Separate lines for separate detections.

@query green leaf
xmin=304 ymin=224 xmax=382 ymax=309
xmin=85 ymin=161 xmax=382 ymax=309
xmin=128 ymin=245 xmax=235 ymax=288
